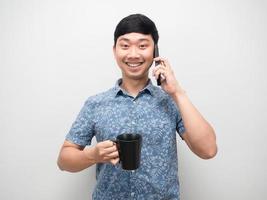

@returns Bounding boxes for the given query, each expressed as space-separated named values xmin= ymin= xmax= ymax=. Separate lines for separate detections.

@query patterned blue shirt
xmin=66 ymin=79 xmax=185 ymax=200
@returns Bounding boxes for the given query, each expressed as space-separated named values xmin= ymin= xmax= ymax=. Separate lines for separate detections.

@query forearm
xmin=172 ymin=91 xmax=217 ymax=158
xmin=57 ymin=146 xmax=96 ymax=173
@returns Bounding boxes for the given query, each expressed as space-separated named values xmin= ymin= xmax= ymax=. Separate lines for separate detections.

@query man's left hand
xmin=152 ymin=57 xmax=184 ymax=96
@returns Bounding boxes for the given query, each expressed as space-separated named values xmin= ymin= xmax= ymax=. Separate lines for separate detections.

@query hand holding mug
xmin=92 ymin=140 xmax=119 ymax=165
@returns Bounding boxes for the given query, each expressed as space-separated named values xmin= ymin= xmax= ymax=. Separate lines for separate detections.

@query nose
xmin=127 ymin=47 xmax=140 ymax=59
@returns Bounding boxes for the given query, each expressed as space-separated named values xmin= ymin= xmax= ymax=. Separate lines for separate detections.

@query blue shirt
xmin=66 ymin=79 xmax=185 ymax=200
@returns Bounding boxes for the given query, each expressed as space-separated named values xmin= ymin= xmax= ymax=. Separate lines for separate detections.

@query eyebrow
xmin=118 ymin=37 xmax=150 ymax=43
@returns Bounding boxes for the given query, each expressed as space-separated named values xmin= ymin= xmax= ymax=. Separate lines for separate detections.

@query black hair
xmin=114 ymin=14 xmax=159 ymax=46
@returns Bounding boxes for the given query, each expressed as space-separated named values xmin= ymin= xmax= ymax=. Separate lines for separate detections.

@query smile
xmin=125 ymin=62 xmax=144 ymax=67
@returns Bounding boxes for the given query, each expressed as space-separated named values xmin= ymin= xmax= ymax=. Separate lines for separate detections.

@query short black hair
xmin=114 ymin=14 xmax=159 ymax=46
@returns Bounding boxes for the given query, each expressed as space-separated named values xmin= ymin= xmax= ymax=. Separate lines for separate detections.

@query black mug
xmin=113 ymin=133 xmax=142 ymax=170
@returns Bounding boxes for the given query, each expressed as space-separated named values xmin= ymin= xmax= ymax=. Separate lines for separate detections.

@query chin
xmin=126 ymin=73 xmax=149 ymax=80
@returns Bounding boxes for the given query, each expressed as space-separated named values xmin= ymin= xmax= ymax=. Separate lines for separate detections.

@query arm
xmin=172 ymin=92 xmax=217 ymax=159
xmin=57 ymin=140 xmax=119 ymax=172
xmin=153 ymin=57 xmax=217 ymax=159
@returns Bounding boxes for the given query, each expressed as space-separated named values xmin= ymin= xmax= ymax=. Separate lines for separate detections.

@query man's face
xmin=113 ymin=32 xmax=154 ymax=81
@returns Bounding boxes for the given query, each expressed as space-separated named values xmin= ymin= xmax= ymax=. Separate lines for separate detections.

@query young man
xmin=57 ymin=14 xmax=217 ymax=199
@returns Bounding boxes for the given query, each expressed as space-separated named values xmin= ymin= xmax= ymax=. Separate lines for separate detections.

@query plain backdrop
xmin=1 ymin=0 xmax=267 ymax=199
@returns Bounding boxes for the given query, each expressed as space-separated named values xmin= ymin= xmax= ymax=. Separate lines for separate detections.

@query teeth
xmin=126 ymin=63 xmax=142 ymax=67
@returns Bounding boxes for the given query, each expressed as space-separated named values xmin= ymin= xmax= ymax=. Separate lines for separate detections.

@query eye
xmin=120 ymin=43 xmax=129 ymax=49
xmin=139 ymin=44 xmax=148 ymax=49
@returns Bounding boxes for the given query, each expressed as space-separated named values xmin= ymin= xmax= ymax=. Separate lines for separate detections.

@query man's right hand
xmin=86 ymin=140 xmax=119 ymax=165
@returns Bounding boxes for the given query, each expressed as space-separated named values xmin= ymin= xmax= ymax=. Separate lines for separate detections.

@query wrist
xmin=170 ymin=88 xmax=186 ymax=99
xmin=83 ymin=146 xmax=97 ymax=165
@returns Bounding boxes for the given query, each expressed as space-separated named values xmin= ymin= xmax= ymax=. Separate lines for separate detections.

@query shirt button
xmin=131 ymin=192 xmax=135 ymax=197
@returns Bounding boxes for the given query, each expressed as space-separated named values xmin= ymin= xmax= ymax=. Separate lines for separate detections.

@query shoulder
xmin=151 ymin=85 xmax=173 ymax=102
xmin=84 ymin=87 xmax=116 ymax=107
xmin=151 ymin=86 xmax=180 ymax=112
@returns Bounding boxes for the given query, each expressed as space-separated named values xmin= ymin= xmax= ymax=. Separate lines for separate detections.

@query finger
xmin=152 ymin=65 xmax=166 ymax=76
xmin=106 ymin=151 xmax=119 ymax=159
xmin=103 ymin=152 xmax=119 ymax=162
xmin=153 ymin=65 xmax=166 ymax=71
xmin=110 ymin=157 xmax=120 ymax=165
xmin=159 ymin=74 xmax=166 ymax=82
xmin=104 ymin=145 xmax=118 ymax=154
xmin=154 ymin=68 xmax=166 ymax=79
xmin=153 ymin=57 xmax=167 ymax=62
xmin=161 ymin=59 xmax=171 ymax=70
xmin=154 ymin=58 xmax=172 ymax=70
xmin=98 ymin=140 xmax=115 ymax=148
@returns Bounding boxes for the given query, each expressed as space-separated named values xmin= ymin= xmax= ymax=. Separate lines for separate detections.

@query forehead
xmin=117 ymin=32 xmax=153 ymax=43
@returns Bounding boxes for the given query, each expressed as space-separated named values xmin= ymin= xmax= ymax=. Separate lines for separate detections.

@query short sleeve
xmin=65 ymin=99 xmax=95 ymax=146
xmin=169 ymin=96 xmax=185 ymax=139
xmin=176 ymin=115 xmax=186 ymax=136
xmin=169 ymin=97 xmax=186 ymax=137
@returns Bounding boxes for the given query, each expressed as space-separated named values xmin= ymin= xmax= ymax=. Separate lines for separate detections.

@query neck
xmin=120 ymin=77 xmax=149 ymax=97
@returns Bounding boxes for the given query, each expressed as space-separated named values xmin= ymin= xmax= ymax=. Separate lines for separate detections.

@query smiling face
xmin=113 ymin=32 xmax=155 ymax=81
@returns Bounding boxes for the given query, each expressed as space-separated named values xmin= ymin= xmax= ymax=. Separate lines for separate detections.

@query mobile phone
xmin=154 ymin=44 xmax=161 ymax=86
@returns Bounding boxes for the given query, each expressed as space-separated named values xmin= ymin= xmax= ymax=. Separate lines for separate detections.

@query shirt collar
xmin=113 ymin=78 xmax=155 ymax=97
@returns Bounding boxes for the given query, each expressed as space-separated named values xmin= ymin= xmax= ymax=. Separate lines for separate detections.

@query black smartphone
xmin=153 ymin=44 xmax=161 ymax=86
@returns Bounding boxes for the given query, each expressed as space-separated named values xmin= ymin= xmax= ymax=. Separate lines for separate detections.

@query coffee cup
xmin=113 ymin=133 xmax=142 ymax=170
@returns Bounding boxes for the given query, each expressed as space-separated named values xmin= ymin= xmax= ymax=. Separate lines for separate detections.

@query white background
xmin=1 ymin=0 xmax=267 ymax=199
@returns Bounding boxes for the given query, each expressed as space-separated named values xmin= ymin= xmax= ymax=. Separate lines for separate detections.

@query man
xmin=57 ymin=14 xmax=217 ymax=200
